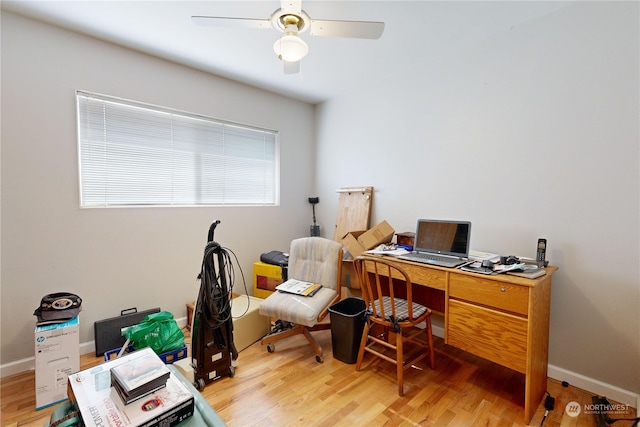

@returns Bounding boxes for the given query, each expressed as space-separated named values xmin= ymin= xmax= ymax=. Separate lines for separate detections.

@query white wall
xmin=1 ymin=12 xmax=315 ymax=369
xmin=314 ymin=2 xmax=639 ymax=395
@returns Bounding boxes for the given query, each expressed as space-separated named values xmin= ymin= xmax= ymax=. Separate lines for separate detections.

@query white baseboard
xmin=547 ymin=364 xmax=640 ymax=408
xmin=1 ymin=356 xmax=36 ymax=378
xmin=433 ymin=324 xmax=445 ymax=339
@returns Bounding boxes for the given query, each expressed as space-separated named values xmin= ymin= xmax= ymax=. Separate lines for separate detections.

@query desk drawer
xmin=403 ymin=264 xmax=447 ymax=291
xmin=450 ymin=274 xmax=529 ymax=315
xmin=448 ymin=300 xmax=527 ymax=373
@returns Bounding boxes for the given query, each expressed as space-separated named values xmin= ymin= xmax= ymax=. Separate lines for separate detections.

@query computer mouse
xmin=481 ymin=259 xmax=495 ymax=269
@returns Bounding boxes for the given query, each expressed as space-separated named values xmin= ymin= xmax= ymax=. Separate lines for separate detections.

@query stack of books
xmin=110 ymin=347 xmax=171 ymax=405
xmin=67 ymin=347 xmax=194 ymax=427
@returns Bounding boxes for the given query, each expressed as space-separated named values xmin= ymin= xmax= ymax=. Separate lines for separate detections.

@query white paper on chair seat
xmin=275 ymin=279 xmax=322 ymax=297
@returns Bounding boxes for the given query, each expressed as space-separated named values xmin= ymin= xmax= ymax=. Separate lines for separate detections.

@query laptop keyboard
xmin=411 ymin=253 xmax=456 ymax=262
xmin=399 ymin=252 xmax=467 ymax=267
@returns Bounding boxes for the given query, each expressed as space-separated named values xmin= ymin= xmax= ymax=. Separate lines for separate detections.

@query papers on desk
xmin=506 ymin=264 xmax=547 ymax=279
xmin=364 ymin=244 xmax=410 ymax=256
xmin=469 ymin=250 xmax=501 ymax=263
xmin=460 ymin=261 xmax=527 ymax=275
xmin=493 ymin=263 xmax=526 ymax=273
xmin=460 ymin=262 xmax=495 ymax=275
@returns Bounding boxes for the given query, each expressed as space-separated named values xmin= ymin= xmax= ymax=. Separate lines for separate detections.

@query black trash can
xmin=329 ymin=297 xmax=366 ymax=364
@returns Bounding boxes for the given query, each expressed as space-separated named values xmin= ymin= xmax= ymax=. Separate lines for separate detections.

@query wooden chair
xmin=259 ymin=237 xmax=342 ymax=363
xmin=353 ymin=256 xmax=435 ymax=396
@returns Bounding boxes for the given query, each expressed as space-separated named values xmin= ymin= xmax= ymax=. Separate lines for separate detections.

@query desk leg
xmin=524 ymin=276 xmax=552 ymax=423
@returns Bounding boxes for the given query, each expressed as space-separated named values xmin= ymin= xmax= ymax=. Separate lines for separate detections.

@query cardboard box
xmin=231 ymin=295 xmax=270 ymax=351
xmin=68 ymin=347 xmax=194 ymax=427
xmin=357 ymin=220 xmax=395 ymax=250
xmin=35 ymin=316 xmax=80 ymax=409
xmin=341 ymin=285 xmax=363 ymax=299
xmin=340 ymin=221 xmax=395 ymax=260
xmin=341 ymin=259 xmax=361 ymax=289
xmin=253 ymin=261 xmax=286 ymax=299
xmin=340 ymin=230 xmax=367 ymax=259
xmin=186 ymin=301 xmax=195 ymax=330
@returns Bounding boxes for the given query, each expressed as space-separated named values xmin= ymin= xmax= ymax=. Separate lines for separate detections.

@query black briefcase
xmin=93 ymin=307 xmax=160 ymax=356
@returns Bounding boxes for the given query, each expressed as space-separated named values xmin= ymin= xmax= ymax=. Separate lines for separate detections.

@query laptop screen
xmin=414 ymin=219 xmax=471 ymax=258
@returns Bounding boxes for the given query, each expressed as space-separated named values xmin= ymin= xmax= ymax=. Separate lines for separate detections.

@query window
xmin=76 ymin=91 xmax=279 ymax=207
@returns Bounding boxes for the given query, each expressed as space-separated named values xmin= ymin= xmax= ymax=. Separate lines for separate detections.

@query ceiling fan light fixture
xmin=194 ymin=3 xmax=385 ymax=73
xmin=273 ymin=33 xmax=309 ymax=62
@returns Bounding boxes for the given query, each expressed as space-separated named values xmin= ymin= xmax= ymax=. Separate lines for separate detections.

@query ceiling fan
xmin=192 ymin=0 xmax=385 ymax=74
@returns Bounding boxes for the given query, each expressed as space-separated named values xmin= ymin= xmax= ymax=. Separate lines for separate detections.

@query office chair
xmin=353 ymin=256 xmax=435 ymax=396
xmin=259 ymin=237 xmax=343 ymax=363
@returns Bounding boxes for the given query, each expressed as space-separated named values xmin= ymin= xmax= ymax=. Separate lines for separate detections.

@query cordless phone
xmin=536 ymin=238 xmax=547 ymax=267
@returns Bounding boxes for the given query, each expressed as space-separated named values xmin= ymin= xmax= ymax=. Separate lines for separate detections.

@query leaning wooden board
xmin=333 ymin=186 xmax=373 ymax=241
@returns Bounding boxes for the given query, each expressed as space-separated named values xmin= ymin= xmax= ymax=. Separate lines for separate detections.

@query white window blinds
xmin=77 ymin=91 xmax=279 ymax=207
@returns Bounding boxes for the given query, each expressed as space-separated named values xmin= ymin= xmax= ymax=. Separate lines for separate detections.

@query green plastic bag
xmin=124 ymin=311 xmax=184 ymax=355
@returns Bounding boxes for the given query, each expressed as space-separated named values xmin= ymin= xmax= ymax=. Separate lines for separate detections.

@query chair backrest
xmin=353 ymin=256 xmax=423 ymax=325
xmin=289 ymin=237 xmax=343 ymax=291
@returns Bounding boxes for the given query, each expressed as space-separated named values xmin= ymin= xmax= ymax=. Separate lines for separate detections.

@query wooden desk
xmin=371 ymin=257 xmax=557 ymax=424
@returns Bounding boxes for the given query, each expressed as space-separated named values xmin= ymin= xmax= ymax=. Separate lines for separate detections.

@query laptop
xmin=397 ymin=219 xmax=472 ymax=268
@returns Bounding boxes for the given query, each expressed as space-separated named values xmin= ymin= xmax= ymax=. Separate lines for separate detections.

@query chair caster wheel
xmin=267 ymin=343 xmax=275 ymax=353
xmin=194 ymin=378 xmax=205 ymax=391
xmin=315 ymin=354 xmax=323 ymax=363
xmin=229 ymin=365 xmax=235 ymax=377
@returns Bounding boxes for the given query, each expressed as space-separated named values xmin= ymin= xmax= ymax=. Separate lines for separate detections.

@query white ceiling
xmin=2 ymin=1 xmax=570 ymax=104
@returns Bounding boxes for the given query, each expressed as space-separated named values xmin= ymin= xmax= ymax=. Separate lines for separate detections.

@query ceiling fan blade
xmin=191 ymin=16 xmax=271 ymax=30
xmin=283 ymin=60 xmax=300 ymax=74
xmin=281 ymin=0 xmax=302 ymax=16
xmin=309 ymin=19 xmax=385 ymax=39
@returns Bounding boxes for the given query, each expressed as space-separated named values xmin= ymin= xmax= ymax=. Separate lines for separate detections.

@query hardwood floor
xmin=1 ymin=328 xmax=635 ymax=427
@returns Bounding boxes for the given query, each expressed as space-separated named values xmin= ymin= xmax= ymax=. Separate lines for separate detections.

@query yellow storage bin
xmin=253 ymin=261 xmax=286 ymax=299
